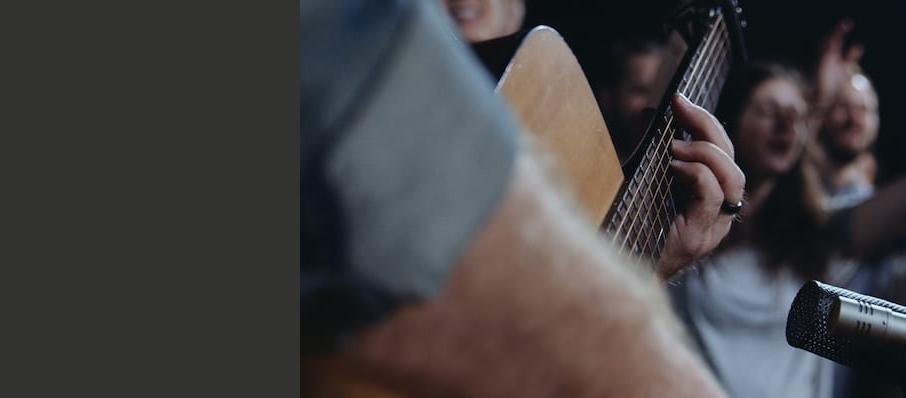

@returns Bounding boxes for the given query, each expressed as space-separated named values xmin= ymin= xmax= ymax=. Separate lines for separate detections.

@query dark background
xmin=526 ymin=0 xmax=906 ymax=184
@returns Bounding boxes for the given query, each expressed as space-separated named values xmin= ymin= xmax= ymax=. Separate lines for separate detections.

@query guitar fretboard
xmin=605 ymin=12 xmax=733 ymax=265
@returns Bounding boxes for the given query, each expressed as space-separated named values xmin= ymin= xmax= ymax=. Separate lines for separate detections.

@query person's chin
xmin=835 ymin=131 xmax=871 ymax=151
xmin=765 ymin=157 xmax=796 ymax=176
xmin=841 ymin=139 xmax=868 ymax=154
xmin=827 ymin=142 xmax=862 ymax=164
xmin=461 ymin=26 xmax=494 ymax=42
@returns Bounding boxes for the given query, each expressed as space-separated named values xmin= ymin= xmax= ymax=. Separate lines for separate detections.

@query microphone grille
xmin=786 ymin=280 xmax=906 ymax=377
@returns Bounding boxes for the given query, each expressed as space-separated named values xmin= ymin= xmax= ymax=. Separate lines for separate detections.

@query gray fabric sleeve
xmin=324 ymin=1 xmax=519 ymax=299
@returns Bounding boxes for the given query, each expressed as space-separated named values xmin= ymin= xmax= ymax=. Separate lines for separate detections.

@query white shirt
xmin=675 ymin=246 xmax=836 ymax=398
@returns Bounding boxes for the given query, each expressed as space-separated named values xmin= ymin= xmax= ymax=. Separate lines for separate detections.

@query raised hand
xmin=814 ymin=19 xmax=863 ymax=112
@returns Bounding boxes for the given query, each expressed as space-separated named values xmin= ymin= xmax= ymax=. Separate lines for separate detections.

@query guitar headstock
xmin=666 ymin=0 xmax=748 ymax=66
xmin=721 ymin=0 xmax=748 ymax=65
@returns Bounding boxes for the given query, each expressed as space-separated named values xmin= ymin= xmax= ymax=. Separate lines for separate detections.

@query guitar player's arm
xmin=837 ymin=177 xmax=906 ymax=257
xmin=348 ymin=150 xmax=726 ymax=397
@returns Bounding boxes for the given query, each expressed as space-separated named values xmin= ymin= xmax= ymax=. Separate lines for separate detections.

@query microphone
xmin=786 ymin=280 xmax=906 ymax=380
xmin=832 ymin=295 xmax=906 ymax=346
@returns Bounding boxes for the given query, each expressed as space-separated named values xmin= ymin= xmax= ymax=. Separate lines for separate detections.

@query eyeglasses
xmin=747 ymin=101 xmax=809 ymax=130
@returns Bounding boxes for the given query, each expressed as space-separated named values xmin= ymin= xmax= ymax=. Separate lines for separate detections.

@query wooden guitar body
xmin=496 ymin=26 xmax=623 ymax=224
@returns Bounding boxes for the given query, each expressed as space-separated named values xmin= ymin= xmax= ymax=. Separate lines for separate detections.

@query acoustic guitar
xmin=500 ymin=2 xmax=747 ymax=266
xmin=303 ymin=1 xmax=747 ymax=395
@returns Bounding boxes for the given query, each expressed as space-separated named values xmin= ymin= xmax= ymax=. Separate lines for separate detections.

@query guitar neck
xmin=604 ymin=9 xmax=738 ymax=265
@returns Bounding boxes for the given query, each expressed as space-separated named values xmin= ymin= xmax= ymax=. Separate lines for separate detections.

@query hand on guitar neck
xmin=599 ymin=94 xmax=744 ymax=279
xmin=657 ymin=94 xmax=745 ymax=278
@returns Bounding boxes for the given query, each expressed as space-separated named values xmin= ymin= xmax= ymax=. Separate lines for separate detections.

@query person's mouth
xmin=839 ymin=127 xmax=865 ymax=140
xmin=766 ymin=139 xmax=793 ymax=154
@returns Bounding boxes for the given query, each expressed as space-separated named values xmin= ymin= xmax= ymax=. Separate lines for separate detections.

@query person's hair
xmin=716 ymin=61 xmax=830 ymax=280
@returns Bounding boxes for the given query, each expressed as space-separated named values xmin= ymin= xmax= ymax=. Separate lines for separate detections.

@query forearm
xmin=348 ymin=152 xmax=725 ymax=397
xmin=849 ymin=177 xmax=906 ymax=256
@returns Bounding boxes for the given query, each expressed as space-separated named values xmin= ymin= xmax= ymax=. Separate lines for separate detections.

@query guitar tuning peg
xmin=736 ymin=6 xmax=743 ymax=14
xmin=740 ymin=20 xmax=748 ymax=28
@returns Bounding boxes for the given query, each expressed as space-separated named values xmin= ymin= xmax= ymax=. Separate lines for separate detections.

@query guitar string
xmin=610 ymin=15 xmax=726 ymax=260
xmin=610 ymin=15 xmax=722 ymax=260
xmin=622 ymin=16 xmax=729 ymax=262
xmin=633 ymin=21 xmax=730 ymax=261
xmin=633 ymin=29 xmax=727 ymax=263
xmin=610 ymin=14 xmax=725 ymax=260
xmin=636 ymin=32 xmax=730 ymax=262
xmin=608 ymin=14 xmax=723 ymax=246
xmin=633 ymin=20 xmax=730 ymax=261
xmin=645 ymin=24 xmax=728 ymax=264
xmin=615 ymin=19 xmax=711 ymax=258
